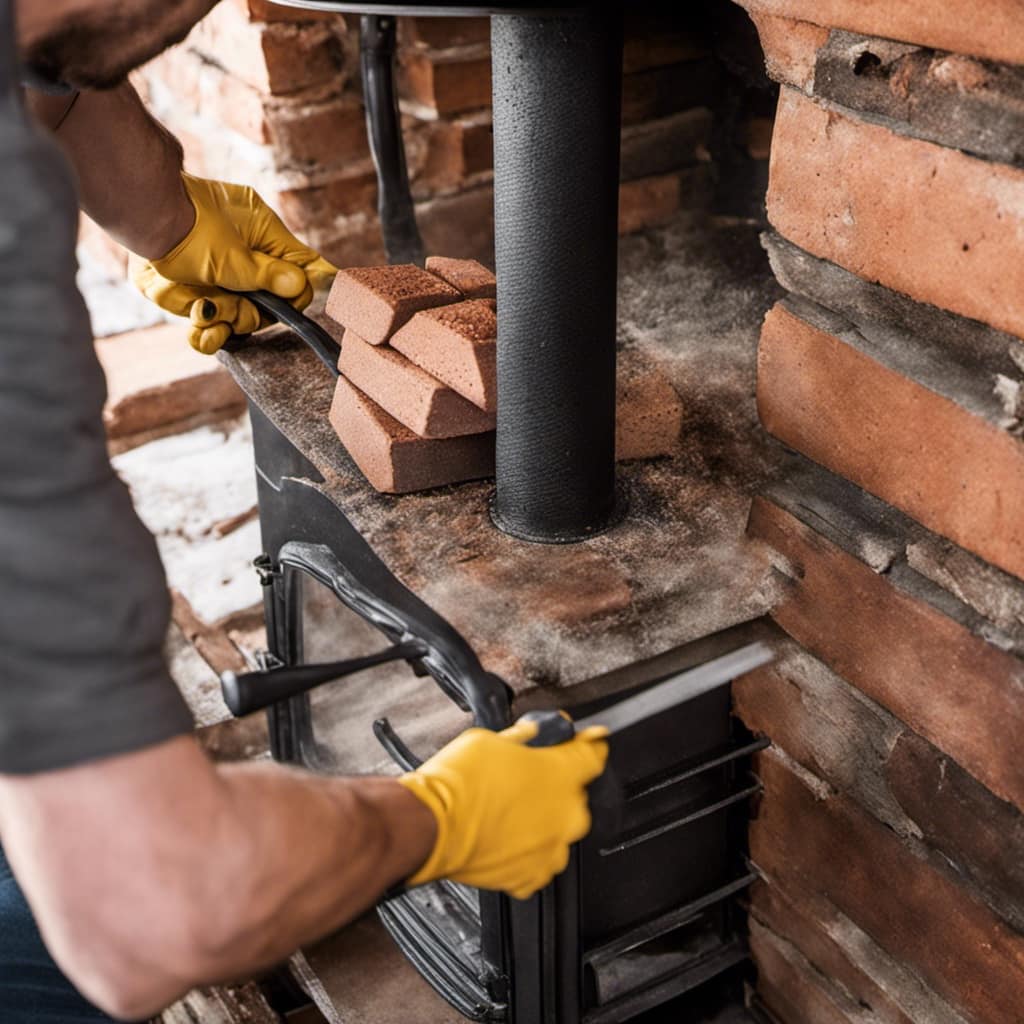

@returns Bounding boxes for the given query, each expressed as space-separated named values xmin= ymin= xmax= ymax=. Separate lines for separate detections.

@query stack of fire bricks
xmin=324 ymin=258 xmax=498 ymax=493
xmin=323 ymin=257 xmax=685 ymax=493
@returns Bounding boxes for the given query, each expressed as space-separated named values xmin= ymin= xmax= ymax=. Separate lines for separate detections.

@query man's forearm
xmin=0 ymin=736 xmax=436 ymax=1019
xmin=26 ymin=82 xmax=194 ymax=259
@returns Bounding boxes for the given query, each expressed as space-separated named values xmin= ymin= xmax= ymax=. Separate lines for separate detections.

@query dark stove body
xmin=247 ymin=404 xmax=767 ymax=1023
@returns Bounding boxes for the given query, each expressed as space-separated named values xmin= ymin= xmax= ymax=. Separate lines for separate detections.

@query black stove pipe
xmin=490 ymin=13 xmax=624 ymax=543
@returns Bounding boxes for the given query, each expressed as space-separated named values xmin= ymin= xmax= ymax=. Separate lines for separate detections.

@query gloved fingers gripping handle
xmin=517 ymin=709 xmax=620 ymax=848
xmin=397 ymin=722 xmax=610 ymax=898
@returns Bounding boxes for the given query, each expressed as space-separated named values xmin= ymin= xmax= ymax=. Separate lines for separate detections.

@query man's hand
xmin=131 ymin=173 xmax=338 ymax=354
xmin=398 ymin=718 xmax=609 ymax=899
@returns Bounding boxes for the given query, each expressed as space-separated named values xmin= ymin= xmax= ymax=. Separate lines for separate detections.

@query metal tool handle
xmin=237 ymin=290 xmax=342 ymax=378
xmin=518 ymin=710 xmax=621 ymax=846
xmin=221 ymin=640 xmax=427 ymax=716
xmin=520 ymin=709 xmax=576 ymax=747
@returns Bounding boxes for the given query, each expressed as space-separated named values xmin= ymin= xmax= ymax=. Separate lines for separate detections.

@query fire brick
xmin=424 ymin=256 xmax=496 ymax=300
xmin=767 ymin=88 xmax=1024 ymax=339
xmin=737 ymin=0 xmax=1024 ymax=66
xmin=329 ymin=376 xmax=494 ymax=494
xmin=337 ymin=329 xmax=495 ymax=439
xmin=391 ymin=299 xmax=497 ymax=412
xmin=752 ymin=751 xmax=1024 ymax=1024
xmin=325 ymin=265 xmax=462 ymax=346
xmin=748 ymin=496 xmax=1024 ymax=811
xmin=757 ymin=302 xmax=1024 ymax=580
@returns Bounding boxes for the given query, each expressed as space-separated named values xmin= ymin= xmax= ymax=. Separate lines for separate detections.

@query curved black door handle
xmin=236 ymin=289 xmax=341 ymax=378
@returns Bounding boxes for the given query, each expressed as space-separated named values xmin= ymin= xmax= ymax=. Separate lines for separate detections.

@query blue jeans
xmin=0 ymin=844 xmax=117 ymax=1022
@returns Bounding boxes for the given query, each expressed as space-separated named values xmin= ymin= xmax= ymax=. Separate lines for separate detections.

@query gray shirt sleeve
xmin=0 ymin=89 xmax=194 ymax=773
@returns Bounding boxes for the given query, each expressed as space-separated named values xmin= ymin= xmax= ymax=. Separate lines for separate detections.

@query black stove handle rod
xmin=221 ymin=640 xmax=427 ymax=717
xmin=232 ymin=290 xmax=342 ymax=378
xmin=276 ymin=534 xmax=514 ymax=731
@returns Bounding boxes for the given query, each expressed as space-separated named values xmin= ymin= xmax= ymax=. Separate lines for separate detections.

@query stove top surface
xmin=220 ymin=218 xmax=790 ymax=718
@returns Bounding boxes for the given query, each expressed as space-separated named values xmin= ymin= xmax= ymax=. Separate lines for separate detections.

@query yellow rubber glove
xmin=130 ymin=173 xmax=338 ymax=355
xmin=398 ymin=718 xmax=609 ymax=900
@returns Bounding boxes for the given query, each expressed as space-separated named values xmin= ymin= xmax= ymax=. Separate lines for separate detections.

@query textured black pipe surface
xmin=490 ymin=14 xmax=624 ymax=543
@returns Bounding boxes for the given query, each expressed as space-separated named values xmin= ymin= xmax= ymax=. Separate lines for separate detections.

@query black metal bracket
xmin=361 ymin=14 xmax=426 ymax=266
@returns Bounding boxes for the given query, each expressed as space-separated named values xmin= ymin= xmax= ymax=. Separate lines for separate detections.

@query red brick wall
xmin=737 ymin=3 xmax=1024 ymax=1020
xmin=108 ymin=5 xmax=725 ymax=273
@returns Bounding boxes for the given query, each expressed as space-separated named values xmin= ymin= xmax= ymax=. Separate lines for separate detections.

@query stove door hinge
xmin=252 ymin=553 xmax=280 ymax=586
xmin=481 ymin=965 xmax=510 ymax=1009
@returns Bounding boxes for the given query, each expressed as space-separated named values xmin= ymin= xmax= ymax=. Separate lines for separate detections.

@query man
xmin=0 ymin=2 xmax=608 ymax=1020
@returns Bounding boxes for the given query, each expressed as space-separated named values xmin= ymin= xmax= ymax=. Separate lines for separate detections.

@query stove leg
xmin=361 ymin=14 xmax=425 ymax=266
xmin=490 ymin=13 xmax=624 ymax=544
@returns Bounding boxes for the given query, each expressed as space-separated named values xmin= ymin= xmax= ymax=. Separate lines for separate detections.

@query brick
xmin=767 ymin=88 xmax=1024 ymax=339
xmin=758 ymin=301 xmax=1024 ymax=578
xmin=762 ymin=232 xmax=1024 ymax=386
xmin=276 ymin=168 xmax=378 ymax=231
xmin=622 ymin=16 xmax=706 ymax=74
xmin=399 ymin=45 xmax=491 ymax=116
xmin=747 ymin=496 xmax=1024 ymax=809
xmin=317 ymin=219 xmax=388 ymax=270
xmin=145 ymin=45 xmax=272 ymax=144
xmin=811 ymin=33 xmax=1024 ymax=169
xmin=737 ymin=0 xmax=1024 ymax=67
xmin=618 ymin=173 xmax=681 ymax=235
xmin=615 ymin=370 xmax=683 ymax=460
xmin=170 ymin=590 xmax=246 ymax=678
xmin=96 ymin=324 xmax=245 ymax=440
xmin=416 ymin=184 xmax=495 ymax=266
xmin=265 ymin=94 xmax=368 ymax=170
xmin=407 ymin=119 xmax=467 ymax=195
xmin=746 ymin=11 xmax=829 ymax=91
xmin=398 ymin=16 xmax=489 ymax=49
xmin=886 ymin=730 xmax=1024 ymax=931
xmin=424 ymin=256 xmax=495 ymax=300
xmin=619 ymin=108 xmax=712 ymax=182
xmin=325 ymin=264 xmax=461 ymax=345
xmin=329 ymin=375 xmax=494 ymax=493
xmin=752 ymin=751 xmax=1024 ymax=1024
xmin=621 ymin=58 xmax=721 ymax=126
xmin=736 ymin=643 xmax=1024 ymax=933
xmin=750 ymin=880 xmax=961 ymax=1024
xmin=390 ymin=299 xmax=497 ymax=412
xmin=336 ymin=328 xmax=495 ymax=438
xmin=193 ymin=4 xmax=346 ymax=95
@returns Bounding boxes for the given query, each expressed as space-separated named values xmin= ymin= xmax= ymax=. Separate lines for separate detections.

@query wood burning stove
xmin=221 ymin=402 xmax=771 ymax=1022
xmin=216 ymin=4 xmax=779 ymax=1020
